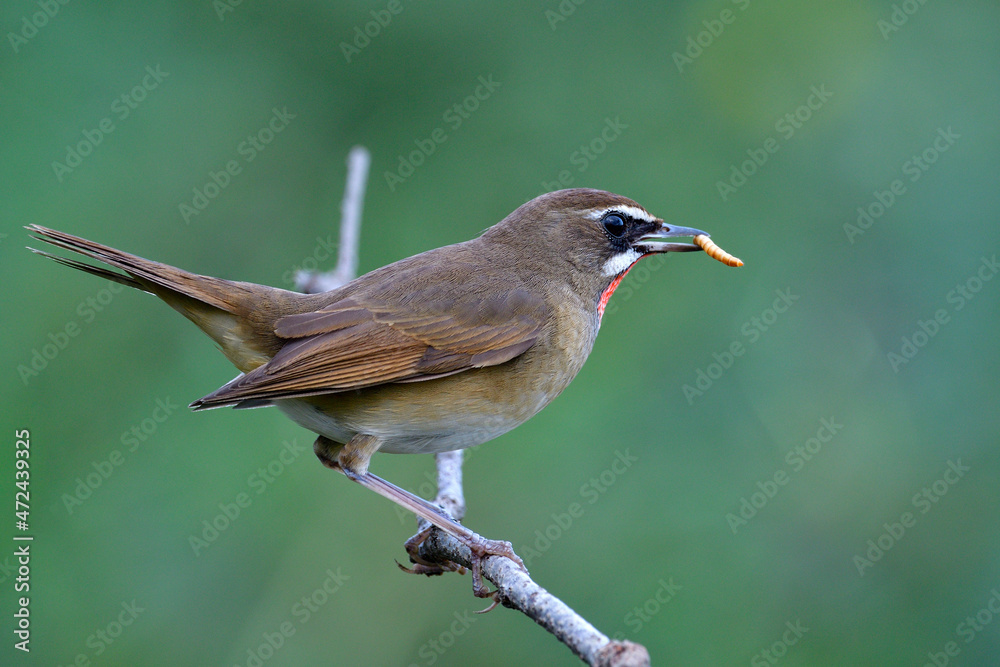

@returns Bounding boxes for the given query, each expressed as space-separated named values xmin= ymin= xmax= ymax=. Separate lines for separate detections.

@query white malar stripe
xmin=585 ymin=205 xmax=658 ymax=224
xmin=602 ymin=248 xmax=643 ymax=277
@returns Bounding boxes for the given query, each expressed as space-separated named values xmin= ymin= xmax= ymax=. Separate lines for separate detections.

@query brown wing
xmin=191 ymin=288 xmax=547 ymax=408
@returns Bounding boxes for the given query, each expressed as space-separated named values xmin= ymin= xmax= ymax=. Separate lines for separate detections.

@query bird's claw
xmin=401 ymin=523 xmax=466 ymax=577
xmin=395 ymin=559 xmax=464 ymax=577
xmin=468 ymin=535 xmax=527 ymax=574
xmin=474 ymin=588 xmax=502 ymax=614
xmin=463 ymin=534 xmax=527 ymax=611
xmin=401 ymin=525 xmax=525 ymax=610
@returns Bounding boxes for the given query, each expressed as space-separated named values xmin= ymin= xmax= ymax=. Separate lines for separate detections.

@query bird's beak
xmin=635 ymin=223 xmax=709 ymax=254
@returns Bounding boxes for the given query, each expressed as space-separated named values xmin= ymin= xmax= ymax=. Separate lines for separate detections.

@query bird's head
xmin=483 ymin=188 xmax=706 ymax=316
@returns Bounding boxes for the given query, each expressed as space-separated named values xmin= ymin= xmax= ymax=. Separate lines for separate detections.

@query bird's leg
xmin=403 ymin=450 xmax=468 ymax=574
xmin=313 ymin=436 xmax=526 ymax=600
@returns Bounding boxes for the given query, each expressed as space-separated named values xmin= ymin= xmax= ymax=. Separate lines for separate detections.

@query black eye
xmin=602 ymin=213 xmax=626 ymax=238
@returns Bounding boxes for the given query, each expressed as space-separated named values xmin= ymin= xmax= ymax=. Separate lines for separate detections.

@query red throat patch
xmin=598 ymin=254 xmax=647 ymax=322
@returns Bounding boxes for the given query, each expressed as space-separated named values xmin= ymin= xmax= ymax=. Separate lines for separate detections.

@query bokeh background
xmin=3 ymin=1 xmax=999 ymax=665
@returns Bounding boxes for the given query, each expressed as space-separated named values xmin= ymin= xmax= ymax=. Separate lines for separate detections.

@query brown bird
xmin=28 ymin=188 xmax=736 ymax=598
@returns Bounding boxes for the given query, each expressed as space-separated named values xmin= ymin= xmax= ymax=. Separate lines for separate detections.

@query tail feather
xmin=27 ymin=224 xmax=237 ymax=313
xmin=27 ymin=224 xmax=307 ymax=373
xmin=27 ymin=247 xmax=145 ymax=291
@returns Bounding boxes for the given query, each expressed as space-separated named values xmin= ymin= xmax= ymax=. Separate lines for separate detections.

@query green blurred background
xmin=3 ymin=1 xmax=999 ymax=665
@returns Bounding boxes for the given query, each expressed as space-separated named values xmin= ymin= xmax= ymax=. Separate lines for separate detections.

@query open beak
xmin=635 ymin=223 xmax=708 ymax=254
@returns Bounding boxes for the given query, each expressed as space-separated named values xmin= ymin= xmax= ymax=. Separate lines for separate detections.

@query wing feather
xmin=191 ymin=286 xmax=547 ymax=408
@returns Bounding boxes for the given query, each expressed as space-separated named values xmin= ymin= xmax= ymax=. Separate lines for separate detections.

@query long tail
xmin=27 ymin=225 xmax=304 ymax=373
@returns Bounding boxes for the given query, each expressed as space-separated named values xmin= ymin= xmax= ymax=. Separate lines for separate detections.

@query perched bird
xmin=28 ymin=188 xmax=739 ymax=598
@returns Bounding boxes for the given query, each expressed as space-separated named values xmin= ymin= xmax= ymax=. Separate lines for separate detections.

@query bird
xmin=27 ymin=188 xmax=740 ymax=599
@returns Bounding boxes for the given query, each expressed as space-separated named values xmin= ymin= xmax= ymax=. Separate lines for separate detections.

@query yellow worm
xmin=693 ymin=234 xmax=743 ymax=267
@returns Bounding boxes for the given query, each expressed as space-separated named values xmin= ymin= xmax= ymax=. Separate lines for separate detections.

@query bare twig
xmin=296 ymin=145 xmax=371 ymax=293
xmin=418 ymin=529 xmax=650 ymax=667
xmin=430 ymin=450 xmax=466 ymax=521
xmin=302 ymin=145 xmax=649 ymax=666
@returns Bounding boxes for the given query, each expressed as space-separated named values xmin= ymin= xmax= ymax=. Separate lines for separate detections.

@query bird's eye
xmin=602 ymin=213 xmax=626 ymax=238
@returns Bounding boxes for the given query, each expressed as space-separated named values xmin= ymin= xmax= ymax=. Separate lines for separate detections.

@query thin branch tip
xmin=295 ymin=144 xmax=371 ymax=293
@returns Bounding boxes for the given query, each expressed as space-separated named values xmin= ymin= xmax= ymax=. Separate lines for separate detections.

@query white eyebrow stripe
xmin=584 ymin=205 xmax=658 ymax=224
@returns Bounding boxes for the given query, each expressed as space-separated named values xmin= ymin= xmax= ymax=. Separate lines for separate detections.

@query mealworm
xmin=693 ymin=234 xmax=743 ymax=267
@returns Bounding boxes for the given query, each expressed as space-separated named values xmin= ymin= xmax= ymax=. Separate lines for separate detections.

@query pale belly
xmin=275 ymin=366 xmax=557 ymax=454
xmin=277 ymin=392 xmax=537 ymax=454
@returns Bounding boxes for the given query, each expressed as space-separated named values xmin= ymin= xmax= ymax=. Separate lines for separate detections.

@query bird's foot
xmin=403 ymin=523 xmax=526 ymax=612
xmin=398 ymin=523 xmax=467 ymax=577
xmin=466 ymin=534 xmax=526 ymax=578
xmin=464 ymin=533 xmax=527 ymax=613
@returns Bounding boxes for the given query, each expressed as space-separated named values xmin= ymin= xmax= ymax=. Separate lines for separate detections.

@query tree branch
xmin=418 ymin=529 xmax=650 ymax=667
xmin=429 ymin=450 xmax=466 ymax=521
xmin=296 ymin=145 xmax=371 ymax=293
